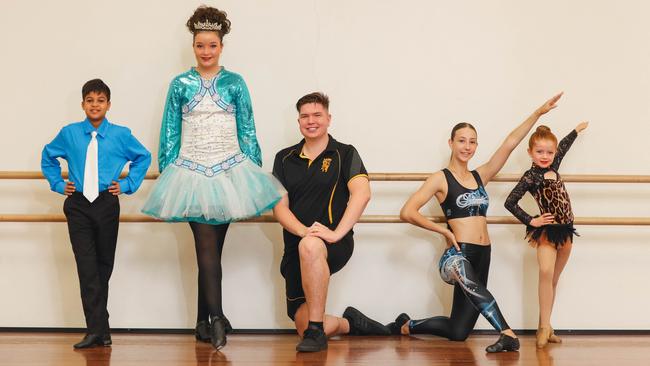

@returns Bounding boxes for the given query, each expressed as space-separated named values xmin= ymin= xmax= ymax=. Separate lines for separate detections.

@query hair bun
xmin=186 ymin=6 xmax=231 ymax=37
xmin=536 ymin=125 xmax=552 ymax=133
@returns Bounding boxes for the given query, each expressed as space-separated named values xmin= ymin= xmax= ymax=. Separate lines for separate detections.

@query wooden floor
xmin=1 ymin=332 xmax=649 ymax=365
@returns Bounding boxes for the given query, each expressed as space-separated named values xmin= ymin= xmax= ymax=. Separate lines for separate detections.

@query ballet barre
xmin=1 ymin=171 xmax=648 ymax=225
xmin=1 ymin=214 xmax=650 ymax=225
xmin=2 ymin=171 xmax=650 ymax=183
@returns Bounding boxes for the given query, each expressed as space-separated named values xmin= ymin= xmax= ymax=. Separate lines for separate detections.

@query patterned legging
xmin=409 ymin=243 xmax=510 ymax=340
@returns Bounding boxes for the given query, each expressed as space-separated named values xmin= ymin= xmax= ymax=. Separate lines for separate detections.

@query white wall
xmin=1 ymin=0 xmax=649 ymax=330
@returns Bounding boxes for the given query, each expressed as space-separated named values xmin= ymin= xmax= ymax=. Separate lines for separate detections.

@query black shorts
xmin=280 ymin=232 xmax=354 ymax=321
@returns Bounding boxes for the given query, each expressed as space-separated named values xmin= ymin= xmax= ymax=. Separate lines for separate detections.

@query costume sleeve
xmin=341 ymin=146 xmax=368 ymax=183
xmin=504 ymin=173 xmax=535 ymax=225
xmin=158 ymin=79 xmax=182 ymax=173
xmin=117 ymin=129 xmax=152 ymax=195
xmin=552 ymin=129 xmax=578 ymax=171
xmin=234 ymin=77 xmax=262 ymax=167
xmin=272 ymin=151 xmax=288 ymax=188
xmin=41 ymin=129 xmax=67 ymax=195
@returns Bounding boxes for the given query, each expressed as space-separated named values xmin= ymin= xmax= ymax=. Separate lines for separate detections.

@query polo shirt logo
xmin=321 ymin=158 xmax=332 ymax=173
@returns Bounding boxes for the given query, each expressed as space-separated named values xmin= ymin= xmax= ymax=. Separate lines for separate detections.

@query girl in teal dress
xmin=142 ymin=6 xmax=284 ymax=350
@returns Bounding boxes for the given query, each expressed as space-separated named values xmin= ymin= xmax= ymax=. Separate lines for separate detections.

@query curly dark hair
xmin=296 ymin=92 xmax=330 ymax=112
xmin=186 ymin=5 xmax=231 ymax=40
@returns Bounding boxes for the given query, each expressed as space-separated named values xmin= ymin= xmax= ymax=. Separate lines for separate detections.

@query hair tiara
xmin=194 ymin=19 xmax=222 ymax=31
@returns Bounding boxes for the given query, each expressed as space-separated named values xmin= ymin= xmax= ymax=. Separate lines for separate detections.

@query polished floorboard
xmin=0 ymin=332 xmax=648 ymax=365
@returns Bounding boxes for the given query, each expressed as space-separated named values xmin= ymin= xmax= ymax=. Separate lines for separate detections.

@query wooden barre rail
xmin=2 ymin=171 xmax=650 ymax=183
xmin=2 ymin=214 xmax=650 ymax=225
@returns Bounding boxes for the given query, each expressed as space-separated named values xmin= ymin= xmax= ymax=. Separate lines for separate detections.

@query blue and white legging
xmin=408 ymin=243 xmax=510 ymax=340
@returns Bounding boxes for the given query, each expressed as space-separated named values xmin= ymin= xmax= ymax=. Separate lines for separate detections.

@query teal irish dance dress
xmin=142 ymin=67 xmax=284 ymax=224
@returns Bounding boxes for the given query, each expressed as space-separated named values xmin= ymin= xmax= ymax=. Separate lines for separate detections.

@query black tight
xmin=409 ymin=243 xmax=510 ymax=341
xmin=189 ymin=222 xmax=229 ymax=322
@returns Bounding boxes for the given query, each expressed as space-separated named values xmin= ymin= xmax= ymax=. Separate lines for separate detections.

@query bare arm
xmin=400 ymin=172 xmax=460 ymax=250
xmin=309 ymin=176 xmax=371 ymax=243
xmin=273 ymin=194 xmax=309 ymax=238
xmin=477 ymin=92 xmax=563 ymax=183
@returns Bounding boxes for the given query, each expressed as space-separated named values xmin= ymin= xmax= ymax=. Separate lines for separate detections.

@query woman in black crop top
xmin=387 ymin=93 xmax=564 ymax=353
xmin=504 ymin=122 xmax=588 ymax=348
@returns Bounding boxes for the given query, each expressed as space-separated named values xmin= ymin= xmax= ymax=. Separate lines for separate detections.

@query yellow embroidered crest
xmin=321 ymin=158 xmax=332 ymax=172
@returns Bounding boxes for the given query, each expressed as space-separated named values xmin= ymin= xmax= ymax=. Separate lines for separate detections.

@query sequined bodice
xmin=179 ymin=79 xmax=240 ymax=166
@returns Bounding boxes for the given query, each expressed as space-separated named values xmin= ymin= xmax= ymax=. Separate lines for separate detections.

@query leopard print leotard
xmin=504 ymin=130 xmax=579 ymax=247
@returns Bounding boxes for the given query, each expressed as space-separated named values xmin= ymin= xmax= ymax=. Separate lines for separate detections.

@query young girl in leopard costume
xmin=504 ymin=122 xmax=588 ymax=348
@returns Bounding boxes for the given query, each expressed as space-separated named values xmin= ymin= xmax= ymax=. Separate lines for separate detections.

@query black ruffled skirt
xmin=525 ymin=223 xmax=578 ymax=249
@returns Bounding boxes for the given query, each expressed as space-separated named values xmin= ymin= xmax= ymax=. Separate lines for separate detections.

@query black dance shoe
xmin=386 ymin=313 xmax=411 ymax=335
xmin=195 ymin=320 xmax=211 ymax=342
xmin=296 ymin=327 xmax=328 ymax=352
xmin=343 ymin=306 xmax=391 ymax=336
xmin=485 ymin=334 xmax=520 ymax=353
xmin=73 ymin=334 xmax=107 ymax=349
xmin=210 ymin=315 xmax=228 ymax=350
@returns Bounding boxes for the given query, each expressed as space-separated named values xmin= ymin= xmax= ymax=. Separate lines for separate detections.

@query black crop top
xmin=440 ymin=169 xmax=489 ymax=219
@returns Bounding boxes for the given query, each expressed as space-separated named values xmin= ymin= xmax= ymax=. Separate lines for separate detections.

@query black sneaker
xmin=386 ymin=313 xmax=411 ymax=335
xmin=485 ymin=334 xmax=520 ymax=353
xmin=343 ymin=306 xmax=391 ymax=336
xmin=296 ymin=328 xmax=328 ymax=352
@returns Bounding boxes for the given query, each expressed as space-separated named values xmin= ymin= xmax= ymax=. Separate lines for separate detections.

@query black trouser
xmin=409 ymin=243 xmax=509 ymax=341
xmin=63 ymin=191 xmax=120 ymax=335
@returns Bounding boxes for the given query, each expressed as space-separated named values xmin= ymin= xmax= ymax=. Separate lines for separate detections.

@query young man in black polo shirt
xmin=272 ymin=92 xmax=390 ymax=352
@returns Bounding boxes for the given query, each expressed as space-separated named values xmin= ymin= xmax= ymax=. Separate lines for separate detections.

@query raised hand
xmin=575 ymin=121 xmax=589 ymax=133
xmin=536 ymin=92 xmax=563 ymax=116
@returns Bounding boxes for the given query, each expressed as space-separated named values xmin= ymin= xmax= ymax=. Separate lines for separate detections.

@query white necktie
xmin=83 ymin=131 xmax=99 ymax=202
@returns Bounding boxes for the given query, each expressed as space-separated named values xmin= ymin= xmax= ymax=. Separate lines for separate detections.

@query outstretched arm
xmin=477 ymin=92 xmax=563 ymax=183
xmin=400 ymin=172 xmax=460 ymax=250
xmin=552 ymin=121 xmax=588 ymax=170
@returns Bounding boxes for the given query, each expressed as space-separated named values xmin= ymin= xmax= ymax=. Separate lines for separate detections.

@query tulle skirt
xmin=142 ymin=156 xmax=285 ymax=225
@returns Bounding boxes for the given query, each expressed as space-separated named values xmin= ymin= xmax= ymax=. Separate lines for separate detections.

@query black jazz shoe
xmin=195 ymin=320 xmax=211 ymax=343
xmin=210 ymin=316 xmax=228 ymax=350
xmin=485 ymin=334 xmax=520 ymax=353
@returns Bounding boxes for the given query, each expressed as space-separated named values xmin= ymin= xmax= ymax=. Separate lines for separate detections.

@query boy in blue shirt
xmin=41 ymin=79 xmax=151 ymax=348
